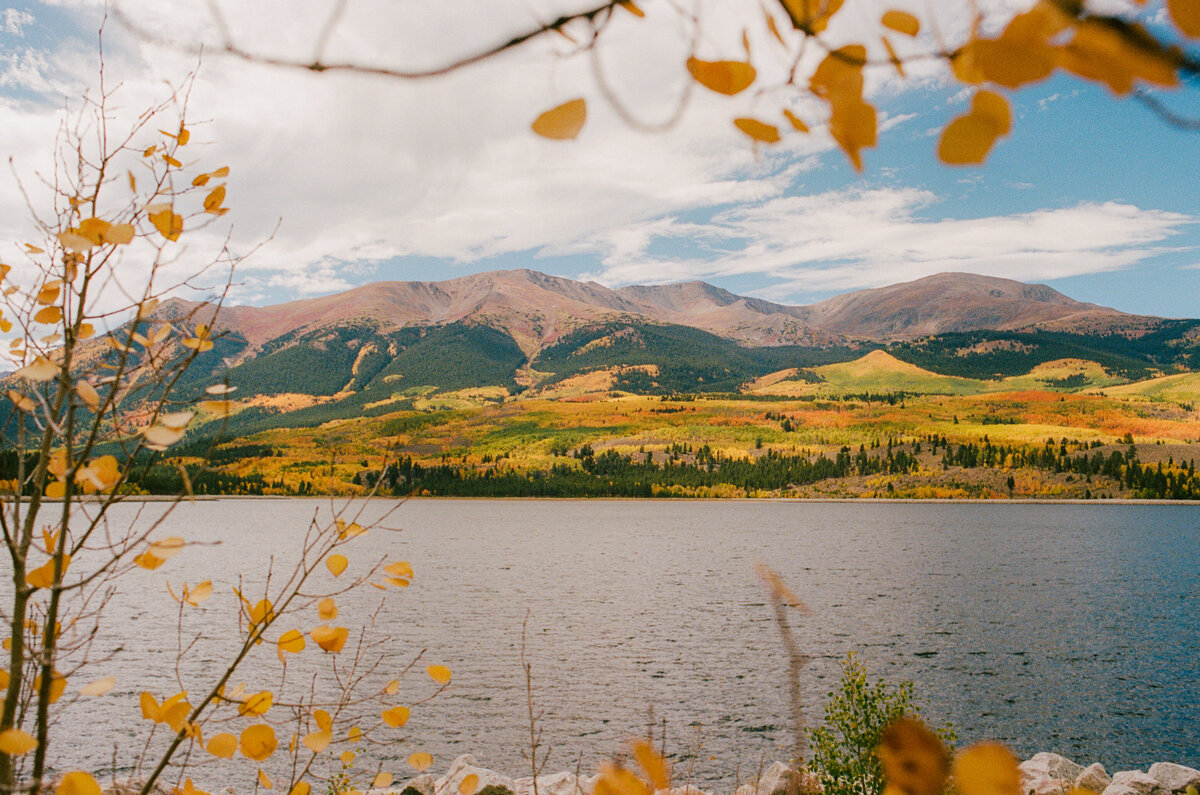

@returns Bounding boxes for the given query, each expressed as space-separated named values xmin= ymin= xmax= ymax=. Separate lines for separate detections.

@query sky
xmin=1 ymin=0 xmax=1199 ymax=318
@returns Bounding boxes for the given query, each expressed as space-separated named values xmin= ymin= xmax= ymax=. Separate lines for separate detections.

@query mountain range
xmin=166 ymin=269 xmax=1166 ymax=355
xmin=131 ymin=269 xmax=1199 ymax=439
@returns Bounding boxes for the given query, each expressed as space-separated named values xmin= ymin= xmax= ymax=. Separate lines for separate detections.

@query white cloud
xmin=3 ymin=9 xmax=35 ymax=35
xmin=573 ymin=189 xmax=1193 ymax=302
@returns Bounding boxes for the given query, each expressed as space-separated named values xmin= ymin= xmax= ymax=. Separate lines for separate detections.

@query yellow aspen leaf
xmin=385 ymin=561 xmax=413 ymax=578
xmin=239 ymin=691 xmax=273 ymax=716
xmin=212 ymin=166 xmax=230 ymax=177
xmin=685 ymin=58 xmax=756 ymax=96
xmin=206 ymin=384 xmax=237 ymax=395
xmin=278 ymin=629 xmax=306 ymax=655
xmin=303 ymin=730 xmax=332 ymax=754
xmin=27 ymin=556 xmax=69 ymax=589
xmin=971 ymin=32 xmax=1056 ymax=89
xmin=203 ymin=186 xmax=227 ymax=214
xmin=939 ymin=116 xmax=998 ymax=164
xmin=617 ymin=1 xmax=645 ymax=18
xmin=426 ymin=665 xmax=452 ymax=685
xmin=373 ymin=774 xmax=394 ymax=789
xmin=782 ymin=109 xmax=809 ymax=132
xmin=75 ymin=380 xmax=100 ymax=411
xmin=249 ymin=600 xmax=274 ymax=632
xmin=531 ymin=99 xmax=587 ymax=141
xmin=36 ymin=282 xmax=61 ymax=305
xmin=181 ymin=336 xmax=213 ymax=352
xmin=79 ymin=676 xmax=116 ymax=696
xmin=0 ymin=729 xmax=37 ymax=755
xmin=632 ymin=740 xmax=670 ymax=790
xmin=938 ymin=90 xmax=1010 ymax=165
xmin=384 ymin=679 xmax=400 ymax=695
xmin=148 ymin=207 xmax=183 ymax=242
xmin=326 ymin=554 xmax=348 ymax=577
xmin=953 ymin=742 xmax=1020 ymax=795
xmin=147 ymin=537 xmax=184 ymax=560
xmin=158 ymin=412 xmax=194 ymax=430
xmin=140 ymin=691 xmax=161 ymax=721
xmin=594 ymin=763 xmax=648 ymax=795
xmin=734 ymin=118 xmax=781 ymax=143
xmin=385 ymin=577 xmax=412 ymax=588
xmin=337 ymin=520 xmax=367 ymax=540
xmin=972 ymin=90 xmax=1012 ymax=135
xmin=459 ymin=775 xmax=479 ymax=795
xmin=340 ymin=750 xmax=356 ymax=765
xmin=57 ymin=772 xmax=101 ymax=795
xmin=192 ymin=173 xmax=211 ymax=187
xmin=829 ymin=97 xmax=876 ymax=172
xmin=878 ymin=717 xmax=949 ymax=795
xmin=289 ymin=785 xmax=311 ymax=795
xmin=103 ymin=223 xmax=135 ymax=245
xmin=134 ymin=552 xmax=165 ymax=570
xmin=810 ymin=45 xmax=866 ymax=99
xmin=882 ymin=37 xmax=905 ymax=77
xmin=408 ymin=752 xmax=433 ymax=772
xmin=77 ymin=218 xmax=112 ymax=244
xmin=163 ymin=154 xmax=182 ymax=168
xmin=57 ymin=232 xmax=95 ymax=253
xmin=143 ymin=424 xmax=186 ymax=450
xmin=17 ymin=357 xmax=58 ymax=382
xmin=778 ymin=0 xmax=845 ymax=33
xmin=127 ymin=171 xmax=137 ymax=192
xmin=311 ymin=626 xmax=349 ymax=653
xmin=382 ymin=706 xmax=410 ymax=728
xmin=207 ymin=733 xmax=238 ymax=758
xmin=240 ymin=724 xmax=277 ymax=761
xmin=314 ymin=709 xmax=332 ymax=732
xmin=8 ymin=390 xmax=35 ymax=412
xmin=1169 ymin=0 xmax=1200 ymax=36
xmin=162 ymin=699 xmax=191 ymax=732
xmin=177 ymin=125 xmax=190 ymax=145
xmin=318 ymin=599 xmax=338 ymax=620
xmin=185 ymin=580 xmax=213 ymax=606
xmin=178 ymin=779 xmax=208 ymax=795
xmin=258 ymin=770 xmax=273 ymax=789
xmin=881 ymin=10 xmax=920 ymax=37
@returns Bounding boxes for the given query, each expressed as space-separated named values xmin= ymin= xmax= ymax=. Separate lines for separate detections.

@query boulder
xmin=389 ymin=773 xmax=436 ymax=795
xmin=652 ymin=787 xmax=711 ymax=795
xmin=435 ymin=756 xmax=517 ymax=795
xmin=1020 ymin=754 xmax=1086 ymax=795
xmin=1110 ymin=771 xmax=1163 ymax=795
xmin=513 ymin=772 xmax=584 ymax=795
xmin=737 ymin=762 xmax=805 ymax=795
xmin=1076 ymin=764 xmax=1112 ymax=793
xmin=1148 ymin=764 xmax=1200 ymax=793
xmin=1102 ymin=786 xmax=1146 ymax=795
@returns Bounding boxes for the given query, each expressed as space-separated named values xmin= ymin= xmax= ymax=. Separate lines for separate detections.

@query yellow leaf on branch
xmin=686 ymin=58 xmax=756 ymax=95
xmin=532 ymin=99 xmax=587 ymax=140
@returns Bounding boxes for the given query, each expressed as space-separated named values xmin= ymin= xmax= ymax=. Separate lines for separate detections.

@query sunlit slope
xmin=749 ymin=350 xmax=995 ymax=396
xmin=994 ymin=359 xmax=1124 ymax=392
xmin=1100 ymin=372 xmax=1200 ymax=404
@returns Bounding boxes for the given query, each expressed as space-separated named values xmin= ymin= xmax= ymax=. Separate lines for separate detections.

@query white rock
xmin=1148 ymin=764 xmax=1200 ymax=793
xmin=1020 ymin=753 xmax=1086 ymax=795
xmin=513 ymin=772 xmax=583 ymax=795
xmin=1103 ymin=785 xmax=1146 ymax=795
xmin=1076 ymin=764 xmax=1112 ymax=793
xmin=1110 ymin=771 xmax=1162 ymax=795
xmin=740 ymin=762 xmax=803 ymax=795
xmin=434 ymin=755 xmax=517 ymax=795
xmin=579 ymin=774 xmax=599 ymax=795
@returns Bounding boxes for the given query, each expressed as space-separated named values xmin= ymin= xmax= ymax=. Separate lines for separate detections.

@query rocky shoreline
xmin=375 ymin=753 xmax=1200 ymax=795
xmin=105 ymin=752 xmax=1200 ymax=795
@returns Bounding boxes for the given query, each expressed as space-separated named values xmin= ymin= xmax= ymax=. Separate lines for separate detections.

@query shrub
xmin=807 ymin=653 xmax=955 ymax=795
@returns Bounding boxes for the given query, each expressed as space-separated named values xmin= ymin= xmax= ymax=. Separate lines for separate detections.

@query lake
xmin=36 ymin=499 xmax=1200 ymax=788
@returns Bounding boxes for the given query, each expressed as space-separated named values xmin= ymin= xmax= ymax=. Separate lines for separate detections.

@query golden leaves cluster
xmin=877 ymin=717 xmax=1056 ymax=795
xmin=527 ymin=0 xmax=1198 ymax=169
